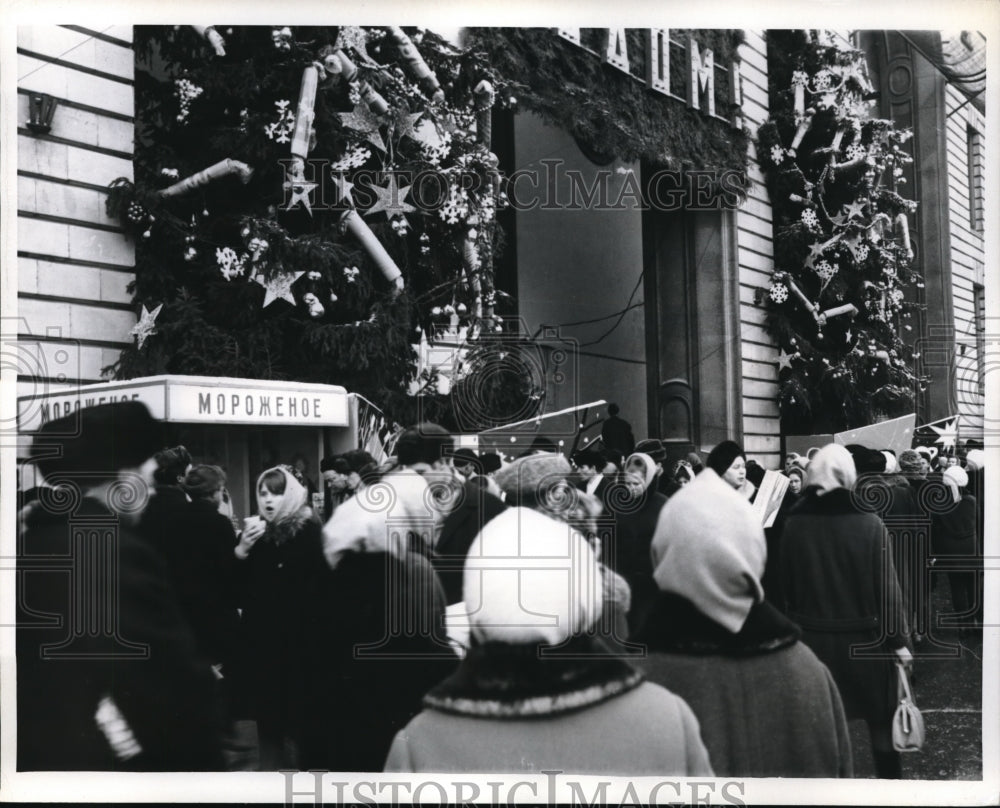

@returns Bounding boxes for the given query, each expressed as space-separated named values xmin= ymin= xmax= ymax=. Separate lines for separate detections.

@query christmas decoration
xmin=756 ymin=30 xmax=924 ymax=432
xmin=130 ymin=303 xmax=162 ymax=350
xmin=386 ymin=26 xmax=445 ymax=102
xmin=264 ymin=100 xmax=295 ymax=144
xmin=254 ymin=270 xmax=306 ymax=308
xmin=158 ymin=158 xmax=254 ymax=198
xmin=106 ymin=26 xmax=514 ymax=428
xmin=190 ymin=25 xmax=225 ymax=57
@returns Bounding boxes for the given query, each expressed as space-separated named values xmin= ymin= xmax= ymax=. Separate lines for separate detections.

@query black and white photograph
xmin=2 ymin=1 xmax=997 ymax=804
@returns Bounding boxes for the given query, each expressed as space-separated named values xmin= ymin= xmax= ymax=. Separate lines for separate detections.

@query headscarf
xmin=463 ymin=507 xmax=603 ymax=645
xmin=965 ymin=449 xmax=985 ymax=472
xmin=623 ymin=452 xmax=658 ymax=493
xmin=705 ymin=440 xmax=745 ymax=478
xmin=650 ymin=469 xmax=766 ymax=633
xmin=805 ymin=444 xmax=857 ymax=495
xmin=943 ymin=465 xmax=969 ymax=504
xmin=256 ymin=465 xmax=308 ymax=526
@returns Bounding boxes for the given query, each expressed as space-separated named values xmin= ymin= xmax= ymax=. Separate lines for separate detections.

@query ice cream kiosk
xmin=18 ymin=375 xmax=388 ymax=521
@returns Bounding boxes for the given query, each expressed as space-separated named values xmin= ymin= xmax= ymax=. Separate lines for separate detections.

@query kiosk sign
xmin=19 ymin=375 xmax=350 ymax=431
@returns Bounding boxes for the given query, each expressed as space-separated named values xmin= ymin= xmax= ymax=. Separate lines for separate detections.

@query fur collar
xmin=634 ymin=592 xmax=801 ymax=656
xmin=787 ymin=486 xmax=858 ymax=517
xmin=264 ymin=505 xmax=319 ymax=545
xmin=424 ymin=636 xmax=644 ymax=718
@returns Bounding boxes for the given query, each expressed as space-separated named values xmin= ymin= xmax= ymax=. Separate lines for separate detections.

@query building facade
xmin=13 ymin=26 xmax=988 ymax=465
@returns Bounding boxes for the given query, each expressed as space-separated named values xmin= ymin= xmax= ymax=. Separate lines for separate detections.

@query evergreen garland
xmin=463 ymin=28 xmax=749 ymax=173
xmin=755 ymin=30 xmax=926 ymax=434
xmin=107 ymin=25 xmax=520 ymax=428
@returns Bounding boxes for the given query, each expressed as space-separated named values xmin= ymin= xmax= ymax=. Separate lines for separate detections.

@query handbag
xmin=892 ymin=661 xmax=925 ymax=752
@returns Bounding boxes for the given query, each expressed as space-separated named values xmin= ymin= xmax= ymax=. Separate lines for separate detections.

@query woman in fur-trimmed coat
xmin=233 ymin=464 xmax=327 ymax=770
xmin=384 ymin=508 xmax=714 ymax=775
xmin=637 ymin=467 xmax=853 ymax=778
xmin=780 ymin=444 xmax=911 ymax=780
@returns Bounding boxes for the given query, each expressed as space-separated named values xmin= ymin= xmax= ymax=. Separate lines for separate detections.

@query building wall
xmin=16 ymin=26 xmax=135 ymax=410
xmin=735 ymin=30 xmax=780 ymax=468
xmin=512 ymin=113 xmax=648 ymax=428
xmin=944 ymin=87 xmax=986 ymax=434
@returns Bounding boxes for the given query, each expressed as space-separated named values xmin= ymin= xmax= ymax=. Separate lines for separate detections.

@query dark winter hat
xmin=898 ymin=450 xmax=923 ymax=475
xmin=686 ymin=451 xmax=705 ymax=473
xmin=33 ymin=401 xmax=163 ymax=483
xmin=394 ymin=422 xmax=454 ymax=466
xmin=480 ymin=452 xmax=502 ymax=474
xmin=182 ymin=464 xmax=227 ymax=501
xmin=451 ymin=448 xmax=482 ymax=472
xmin=571 ymin=449 xmax=604 ymax=469
xmin=845 ymin=444 xmax=885 ymax=474
xmin=705 ymin=441 xmax=745 ymax=477
xmin=635 ymin=439 xmax=667 ymax=463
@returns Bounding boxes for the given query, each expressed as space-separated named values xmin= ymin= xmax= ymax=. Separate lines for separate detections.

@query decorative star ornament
xmin=843 ymin=199 xmax=867 ymax=220
xmin=804 ymin=242 xmax=825 ymax=270
xmin=335 ymin=26 xmax=376 ymax=65
xmin=254 ymin=270 xmax=305 ymax=307
xmin=777 ymin=349 xmax=794 ymax=372
xmin=364 ymin=173 xmax=417 ymax=219
xmin=393 ymin=110 xmax=425 ymax=142
xmin=338 ymin=105 xmax=386 ymax=152
xmin=411 ymin=117 xmax=445 ymax=151
xmin=844 ymin=328 xmax=852 ymax=343
xmin=828 ymin=211 xmax=848 ymax=227
xmin=929 ymin=417 xmax=959 ymax=450
xmin=284 ymin=178 xmax=317 ymax=214
xmin=130 ymin=303 xmax=162 ymax=350
xmin=331 ymin=172 xmax=355 ymax=204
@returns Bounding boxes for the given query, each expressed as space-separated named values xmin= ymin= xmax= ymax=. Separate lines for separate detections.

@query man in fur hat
xmin=18 ymin=401 xmax=222 ymax=771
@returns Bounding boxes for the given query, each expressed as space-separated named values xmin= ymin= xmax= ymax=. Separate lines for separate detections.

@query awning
xmin=18 ymin=374 xmax=351 ymax=432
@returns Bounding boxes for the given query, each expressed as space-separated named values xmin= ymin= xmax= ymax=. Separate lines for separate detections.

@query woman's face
xmin=722 ymin=456 xmax=746 ymax=490
xmin=788 ymin=473 xmax=803 ymax=495
xmin=258 ymin=485 xmax=286 ymax=522
xmin=919 ymin=457 xmax=931 ymax=476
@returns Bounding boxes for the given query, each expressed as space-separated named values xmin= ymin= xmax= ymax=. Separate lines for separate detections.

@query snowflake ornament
xmin=813 ymin=69 xmax=833 ymax=91
xmin=216 ymin=246 xmax=247 ymax=281
xmin=330 ymin=145 xmax=372 ymax=171
xmin=815 ymin=260 xmax=837 ymax=282
xmin=855 ymin=243 xmax=870 ymax=262
xmin=264 ymin=100 xmax=295 ymax=144
xmin=801 ymin=208 xmax=820 ymax=230
xmin=845 ymin=143 xmax=866 ymax=161
xmin=439 ymin=184 xmax=470 ymax=225
xmin=343 ymin=266 xmax=360 ymax=283
xmin=770 ymin=145 xmax=785 ymax=165
xmin=769 ymin=282 xmax=790 ymax=304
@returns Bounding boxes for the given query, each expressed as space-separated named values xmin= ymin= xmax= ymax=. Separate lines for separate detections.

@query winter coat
xmin=634 ymin=593 xmax=852 ymax=778
xmin=142 ymin=493 xmax=241 ymax=669
xmin=779 ymin=486 xmax=908 ymax=726
xmin=17 ymin=496 xmax=222 ymax=770
xmin=601 ymin=414 xmax=636 ymax=457
xmin=300 ymin=548 xmax=458 ymax=771
xmin=932 ymin=493 xmax=977 ymax=558
xmin=432 ymin=479 xmax=507 ymax=604
xmin=384 ymin=637 xmax=713 ymax=775
xmin=611 ymin=488 xmax=668 ymax=633
xmin=235 ymin=506 xmax=327 ymax=739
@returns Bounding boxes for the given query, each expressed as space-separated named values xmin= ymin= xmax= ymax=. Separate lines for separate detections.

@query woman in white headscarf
xmin=779 ymin=444 xmax=911 ymax=779
xmin=384 ymin=507 xmax=714 ymax=775
xmin=233 ymin=464 xmax=326 ymax=770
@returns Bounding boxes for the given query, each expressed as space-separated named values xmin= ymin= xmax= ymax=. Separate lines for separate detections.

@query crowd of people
xmin=16 ymin=400 xmax=984 ymax=779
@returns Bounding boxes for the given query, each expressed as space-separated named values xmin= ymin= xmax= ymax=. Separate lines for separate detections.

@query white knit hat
xmin=650 ymin=468 xmax=766 ymax=633
xmin=463 ymin=507 xmax=603 ymax=645
xmin=881 ymin=451 xmax=898 ymax=474
xmin=966 ymin=449 xmax=986 ymax=471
